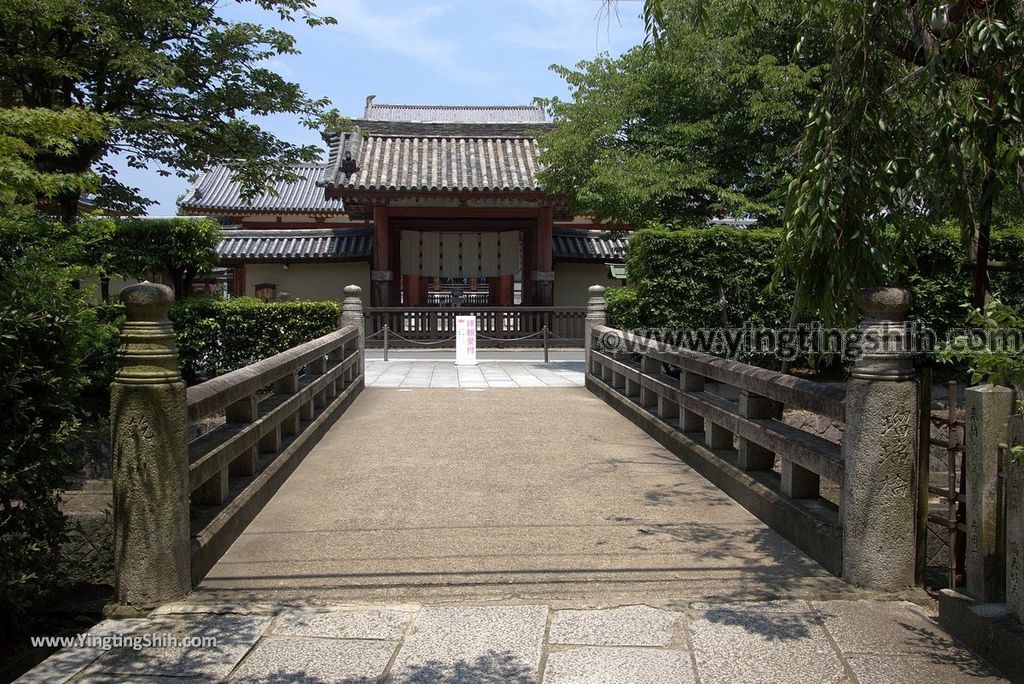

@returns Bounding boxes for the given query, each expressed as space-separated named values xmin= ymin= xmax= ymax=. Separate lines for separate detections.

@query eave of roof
xmin=216 ymin=228 xmax=372 ymax=262
xmin=552 ymin=230 xmax=629 ymax=261
xmin=181 ymin=164 xmax=342 ymax=214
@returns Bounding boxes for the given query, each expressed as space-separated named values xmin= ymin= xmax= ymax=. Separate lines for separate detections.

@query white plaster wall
xmin=553 ymin=262 xmax=625 ymax=307
xmin=243 ymin=262 xmax=371 ymax=302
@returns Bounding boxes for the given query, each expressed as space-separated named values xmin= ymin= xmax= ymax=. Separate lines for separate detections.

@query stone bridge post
xmin=585 ymin=285 xmax=607 ymax=368
xmin=841 ymin=286 xmax=919 ymax=591
xmin=340 ymin=284 xmax=365 ymax=374
xmin=964 ymin=384 xmax=1013 ymax=603
xmin=110 ymin=282 xmax=191 ymax=608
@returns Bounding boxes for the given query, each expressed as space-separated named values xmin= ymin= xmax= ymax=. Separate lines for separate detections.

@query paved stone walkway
xmin=21 ymin=600 xmax=1006 ymax=682
xmin=365 ymin=360 xmax=585 ymax=388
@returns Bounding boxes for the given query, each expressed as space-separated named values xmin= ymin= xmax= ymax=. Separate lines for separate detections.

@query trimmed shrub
xmin=171 ymin=297 xmax=341 ymax=383
xmin=608 ymin=224 xmax=1024 ymax=339
xmin=614 ymin=227 xmax=795 ymax=330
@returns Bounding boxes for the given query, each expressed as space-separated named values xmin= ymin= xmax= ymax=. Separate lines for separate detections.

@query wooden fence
xmin=367 ymin=306 xmax=587 ymax=348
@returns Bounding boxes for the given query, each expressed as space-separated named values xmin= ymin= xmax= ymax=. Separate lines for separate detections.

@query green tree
xmin=0 ymin=0 xmax=343 ymax=221
xmin=0 ymin=213 xmax=117 ymax=620
xmin=542 ymin=0 xmax=825 ymax=227
xmin=633 ymin=0 xmax=1024 ymax=323
xmin=0 ymin=107 xmax=112 ymax=208
xmin=109 ymin=218 xmax=222 ymax=299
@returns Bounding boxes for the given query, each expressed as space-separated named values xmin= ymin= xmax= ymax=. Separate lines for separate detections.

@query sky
xmin=117 ymin=0 xmax=647 ymax=215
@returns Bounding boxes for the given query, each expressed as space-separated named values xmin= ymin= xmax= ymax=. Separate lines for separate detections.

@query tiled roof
xmin=363 ymin=98 xmax=546 ymax=123
xmin=553 ymin=230 xmax=629 ymax=261
xmin=217 ymin=228 xmax=372 ymax=262
xmin=181 ymin=165 xmax=341 ymax=214
xmin=325 ymin=122 xmax=547 ymax=193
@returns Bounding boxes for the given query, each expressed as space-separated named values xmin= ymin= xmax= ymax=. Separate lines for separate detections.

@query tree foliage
xmin=0 ymin=212 xmax=118 ymax=619
xmin=109 ymin=218 xmax=222 ymax=299
xmin=0 ymin=107 xmax=113 ymax=209
xmin=0 ymin=0 xmax=342 ymax=219
xmin=634 ymin=0 xmax=1024 ymax=323
xmin=542 ymin=0 xmax=825 ymax=227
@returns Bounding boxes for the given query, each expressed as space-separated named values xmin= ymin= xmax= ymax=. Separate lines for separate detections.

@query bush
xmin=0 ymin=213 xmax=117 ymax=619
xmin=109 ymin=217 xmax=221 ymax=300
xmin=618 ymin=223 xmax=1024 ymax=338
xmin=171 ymin=297 xmax=342 ymax=383
xmin=605 ymin=287 xmax=641 ymax=330
xmin=622 ymin=227 xmax=795 ymax=330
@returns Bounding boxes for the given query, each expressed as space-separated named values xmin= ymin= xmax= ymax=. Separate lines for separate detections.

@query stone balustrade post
xmin=110 ymin=282 xmax=191 ymax=607
xmin=1007 ymin=414 xmax=1024 ymax=621
xmin=964 ymin=384 xmax=1013 ymax=603
xmin=841 ymin=286 xmax=919 ymax=591
xmin=340 ymin=284 xmax=365 ymax=376
xmin=585 ymin=285 xmax=607 ymax=371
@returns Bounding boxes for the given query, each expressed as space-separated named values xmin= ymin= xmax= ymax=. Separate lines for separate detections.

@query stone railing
xmin=583 ymin=285 xmax=920 ymax=589
xmin=939 ymin=386 xmax=1024 ymax=678
xmin=110 ymin=283 xmax=366 ymax=608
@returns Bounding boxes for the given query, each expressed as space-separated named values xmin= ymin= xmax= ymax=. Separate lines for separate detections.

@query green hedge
xmin=171 ymin=297 xmax=341 ymax=384
xmin=616 ymin=228 xmax=795 ymax=330
xmin=610 ymin=225 xmax=1024 ymax=337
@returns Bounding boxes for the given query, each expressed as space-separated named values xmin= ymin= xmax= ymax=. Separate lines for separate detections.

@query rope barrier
xmin=383 ymin=330 xmax=458 ymax=346
xmin=476 ymin=329 xmax=548 ymax=342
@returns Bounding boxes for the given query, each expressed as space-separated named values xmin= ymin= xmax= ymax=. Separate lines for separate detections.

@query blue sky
xmin=119 ymin=0 xmax=647 ymax=214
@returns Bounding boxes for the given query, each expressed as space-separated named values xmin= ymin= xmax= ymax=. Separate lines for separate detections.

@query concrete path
xmin=365 ymin=360 xmax=585 ymax=388
xmin=193 ymin=387 xmax=848 ymax=605
xmin=21 ymin=600 xmax=1006 ymax=682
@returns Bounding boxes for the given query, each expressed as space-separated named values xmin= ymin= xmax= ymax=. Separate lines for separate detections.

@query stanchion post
xmin=543 ymin=325 xmax=549 ymax=363
xmin=383 ymin=323 xmax=390 ymax=362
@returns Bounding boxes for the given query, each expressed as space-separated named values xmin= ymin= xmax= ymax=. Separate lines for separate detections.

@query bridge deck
xmin=194 ymin=385 xmax=850 ymax=605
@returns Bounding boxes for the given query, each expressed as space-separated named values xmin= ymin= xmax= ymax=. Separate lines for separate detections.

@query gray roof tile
xmin=181 ymin=165 xmax=341 ymax=214
xmin=363 ymin=100 xmax=546 ymax=124
xmin=553 ymin=230 xmax=629 ymax=261
xmin=217 ymin=228 xmax=372 ymax=261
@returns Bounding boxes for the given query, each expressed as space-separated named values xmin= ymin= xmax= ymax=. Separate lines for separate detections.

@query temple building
xmin=180 ymin=97 xmax=629 ymax=307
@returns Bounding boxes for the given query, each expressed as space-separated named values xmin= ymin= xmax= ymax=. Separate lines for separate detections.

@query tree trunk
xmin=971 ymin=166 xmax=996 ymax=310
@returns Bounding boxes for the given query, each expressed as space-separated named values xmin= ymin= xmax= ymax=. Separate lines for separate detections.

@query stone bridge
xmin=21 ymin=284 xmax=1013 ymax=683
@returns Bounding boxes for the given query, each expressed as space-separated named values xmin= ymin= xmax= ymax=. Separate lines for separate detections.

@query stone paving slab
xmin=544 ymin=647 xmax=695 ymax=684
xmin=365 ymin=360 xmax=584 ymax=388
xmin=272 ymin=608 xmax=414 ymax=640
xmin=80 ymin=614 xmax=272 ymax=680
xmin=20 ymin=600 xmax=1009 ymax=683
xmin=229 ymin=636 xmax=396 ymax=683
xmin=688 ymin=602 xmax=847 ymax=684
xmin=549 ymin=605 xmax=680 ymax=647
xmin=386 ymin=605 xmax=547 ymax=683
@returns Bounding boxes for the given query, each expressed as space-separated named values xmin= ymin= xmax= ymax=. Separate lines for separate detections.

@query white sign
xmin=455 ymin=315 xmax=477 ymax=366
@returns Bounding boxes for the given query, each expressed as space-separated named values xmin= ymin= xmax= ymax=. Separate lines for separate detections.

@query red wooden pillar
xmin=522 ymin=229 xmax=535 ymax=305
xmin=499 ymin=275 xmax=514 ymax=306
xmin=232 ymin=267 xmax=246 ymax=298
xmin=534 ymin=206 xmax=554 ymax=306
xmin=403 ymin=274 xmax=423 ymax=307
xmin=371 ymin=206 xmax=390 ymax=307
xmin=389 ymin=226 xmax=402 ymax=306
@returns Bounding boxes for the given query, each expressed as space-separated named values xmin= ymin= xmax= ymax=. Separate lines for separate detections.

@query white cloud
xmin=318 ymin=0 xmax=491 ymax=85
xmin=495 ymin=0 xmax=643 ymax=56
